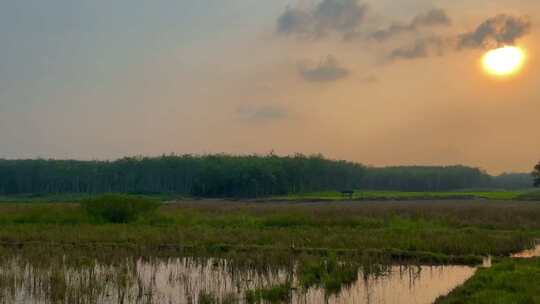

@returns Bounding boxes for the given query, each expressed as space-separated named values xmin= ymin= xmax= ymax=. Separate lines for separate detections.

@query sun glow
xmin=482 ymin=46 xmax=525 ymax=76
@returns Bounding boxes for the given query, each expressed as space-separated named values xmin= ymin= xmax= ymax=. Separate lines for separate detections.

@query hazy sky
xmin=1 ymin=0 xmax=539 ymax=173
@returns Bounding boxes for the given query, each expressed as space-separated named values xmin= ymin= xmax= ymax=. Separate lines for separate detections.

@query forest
xmin=534 ymin=162 xmax=540 ymax=186
xmin=0 ymin=154 xmax=534 ymax=197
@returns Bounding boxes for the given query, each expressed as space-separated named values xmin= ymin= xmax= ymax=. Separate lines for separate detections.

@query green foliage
xmin=493 ymin=172 xmax=536 ymax=189
xmin=0 ymin=154 xmax=366 ymax=198
xmin=297 ymin=254 xmax=359 ymax=294
xmin=436 ymin=258 xmax=540 ymax=304
xmin=245 ymin=283 xmax=291 ymax=304
xmin=82 ymin=194 xmax=159 ymax=223
xmin=534 ymin=162 xmax=540 ymax=187
xmin=0 ymin=155 xmax=531 ymax=199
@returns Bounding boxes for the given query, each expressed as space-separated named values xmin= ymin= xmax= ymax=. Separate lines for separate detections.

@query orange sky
xmin=0 ymin=0 xmax=538 ymax=174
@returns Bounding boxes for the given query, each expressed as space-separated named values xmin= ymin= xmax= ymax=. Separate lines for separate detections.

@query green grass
xmin=1 ymin=190 xmax=535 ymax=205
xmin=436 ymin=258 xmax=540 ymax=304
xmin=0 ymin=192 xmax=188 ymax=204
xmin=0 ymin=199 xmax=538 ymax=260
xmin=297 ymin=254 xmax=359 ymax=294
xmin=273 ymin=190 xmax=531 ymax=201
xmin=516 ymin=190 xmax=540 ymax=201
xmin=0 ymin=193 xmax=96 ymax=203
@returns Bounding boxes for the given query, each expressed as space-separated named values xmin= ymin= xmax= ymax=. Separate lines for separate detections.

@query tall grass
xmin=0 ymin=200 xmax=538 ymax=257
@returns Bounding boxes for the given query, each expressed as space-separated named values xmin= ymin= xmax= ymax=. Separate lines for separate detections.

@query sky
xmin=0 ymin=0 xmax=539 ymax=174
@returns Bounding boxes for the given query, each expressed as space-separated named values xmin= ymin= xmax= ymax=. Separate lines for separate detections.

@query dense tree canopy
xmin=534 ymin=162 xmax=540 ymax=187
xmin=0 ymin=154 xmax=533 ymax=197
xmin=361 ymin=166 xmax=492 ymax=191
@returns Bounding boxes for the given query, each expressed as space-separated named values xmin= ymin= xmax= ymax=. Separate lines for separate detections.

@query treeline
xmin=0 ymin=155 xmax=363 ymax=197
xmin=492 ymin=173 xmax=536 ymax=190
xmin=534 ymin=162 xmax=540 ymax=187
xmin=0 ymin=154 xmax=534 ymax=197
xmin=362 ymin=166 xmax=492 ymax=191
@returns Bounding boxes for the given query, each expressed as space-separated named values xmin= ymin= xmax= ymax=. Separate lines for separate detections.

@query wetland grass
xmin=436 ymin=258 xmax=540 ymax=304
xmin=0 ymin=198 xmax=539 ymax=259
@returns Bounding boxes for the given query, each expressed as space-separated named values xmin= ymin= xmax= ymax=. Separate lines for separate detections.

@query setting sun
xmin=482 ymin=46 xmax=525 ymax=76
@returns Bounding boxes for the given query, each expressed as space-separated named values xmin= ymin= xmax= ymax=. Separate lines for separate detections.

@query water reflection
xmin=299 ymin=265 xmax=474 ymax=304
xmin=511 ymin=244 xmax=540 ymax=259
xmin=0 ymin=255 xmax=476 ymax=304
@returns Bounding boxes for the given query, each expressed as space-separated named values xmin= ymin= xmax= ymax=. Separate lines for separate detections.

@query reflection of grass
xmin=436 ymin=258 xmax=540 ymax=304
xmin=198 ymin=291 xmax=220 ymax=304
xmin=273 ymin=190 xmax=528 ymax=201
xmin=245 ymin=283 xmax=291 ymax=304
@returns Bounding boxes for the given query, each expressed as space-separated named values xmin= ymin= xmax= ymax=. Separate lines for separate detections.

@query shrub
xmin=82 ymin=194 xmax=160 ymax=223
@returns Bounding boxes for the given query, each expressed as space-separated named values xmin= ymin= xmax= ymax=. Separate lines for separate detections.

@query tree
xmin=534 ymin=162 xmax=540 ymax=187
xmin=0 ymin=155 xmax=529 ymax=196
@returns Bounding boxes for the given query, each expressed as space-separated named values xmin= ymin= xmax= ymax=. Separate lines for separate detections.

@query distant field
xmin=0 ymin=190 xmax=538 ymax=204
xmin=273 ymin=190 xmax=540 ymax=201
xmin=0 ymin=193 xmax=186 ymax=203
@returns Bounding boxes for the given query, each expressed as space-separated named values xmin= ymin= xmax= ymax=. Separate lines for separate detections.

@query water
xmin=511 ymin=244 xmax=540 ymax=258
xmin=303 ymin=265 xmax=474 ymax=304
xmin=4 ymin=244 xmax=539 ymax=304
xmin=0 ymin=255 xmax=476 ymax=304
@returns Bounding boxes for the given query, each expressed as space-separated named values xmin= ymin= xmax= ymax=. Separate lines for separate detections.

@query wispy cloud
xmin=458 ymin=14 xmax=531 ymax=49
xmin=277 ymin=0 xmax=368 ymax=39
xmin=371 ymin=9 xmax=451 ymax=42
xmin=388 ymin=14 xmax=532 ymax=61
xmin=276 ymin=2 xmax=533 ymax=68
xmin=387 ymin=36 xmax=448 ymax=60
xmin=299 ymin=56 xmax=350 ymax=82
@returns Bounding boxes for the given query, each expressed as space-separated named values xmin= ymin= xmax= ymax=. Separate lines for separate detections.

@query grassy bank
xmin=0 ymin=193 xmax=187 ymax=204
xmin=1 ymin=189 xmax=538 ymax=204
xmin=436 ymin=258 xmax=540 ymax=304
xmin=0 ymin=199 xmax=539 ymax=261
xmin=272 ymin=190 xmax=538 ymax=201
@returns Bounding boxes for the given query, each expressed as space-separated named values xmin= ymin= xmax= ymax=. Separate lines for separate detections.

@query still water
xmin=511 ymin=244 xmax=540 ymax=258
xmin=0 ymin=255 xmax=475 ymax=304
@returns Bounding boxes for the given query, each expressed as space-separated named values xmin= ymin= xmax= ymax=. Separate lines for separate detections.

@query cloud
xmin=458 ymin=14 xmax=531 ymax=49
xmin=411 ymin=9 xmax=452 ymax=27
xmin=371 ymin=9 xmax=451 ymax=41
xmin=299 ymin=56 xmax=350 ymax=82
xmin=388 ymin=37 xmax=447 ymax=60
xmin=277 ymin=8 xmax=313 ymax=36
xmin=388 ymin=14 xmax=531 ymax=61
xmin=277 ymin=0 xmax=368 ymax=39
xmin=314 ymin=0 xmax=368 ymax=35
xmin=237 ymin=105 xmax=288 ymax=122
